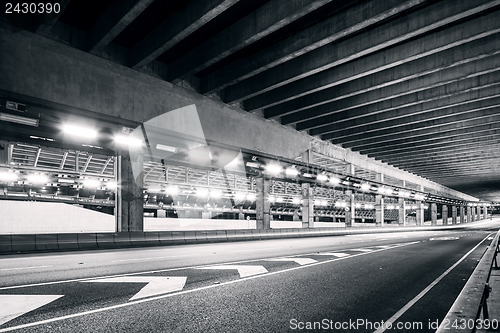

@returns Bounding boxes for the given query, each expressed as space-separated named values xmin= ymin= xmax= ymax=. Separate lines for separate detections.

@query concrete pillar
xmin=256 ymin=176 xmax=271 ymax=229
xmin=301 ymin=182 xmax=314 ymax=228
xmin=484 ymin=206 xmax=489 ymax=220
xmin=467 ymin=206 xmax=472 ymax=223
xmin=416 ymin=201 xmax=424 ymax=226
xmin=476 ymin=205 xmax=481 ymax=221
xmin=451 ymin=205 xmax=457 ymax=225
xmin=460 ymin=205 xmax=465 ymax=224
xmin=345 ymin=190 xmax=355 ymax=227
xmin=398 ymin=198 xmax=406 ymax=226
xmin=442 ymin=205 xmax=448 ymax=225
xmin=431 ymin=203 xmax=437 ymax=226
xmin=375 ymin=195 xmax=384 ymax=226
xmin=375 ymin=173 xmax=384 ymax=226
xmin=116 ymin=153 xmax=144 ymax=232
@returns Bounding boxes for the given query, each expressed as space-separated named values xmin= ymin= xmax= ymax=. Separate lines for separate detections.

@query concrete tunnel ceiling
xmin=0 ymin=0 xmax=499 ymax=202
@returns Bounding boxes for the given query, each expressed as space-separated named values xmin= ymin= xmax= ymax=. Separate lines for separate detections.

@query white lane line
xmin=0 ymin=266 xmax=52 ymax=272
xmin=265 ymin=258 xmax=317 ymax=265
xmin=314 ymin=252 xmax=350 ymax=258
xmin=373 ymin=233 xmax=493 ymax=333
xmin=0 ymin=242 xmax=419 ymax=332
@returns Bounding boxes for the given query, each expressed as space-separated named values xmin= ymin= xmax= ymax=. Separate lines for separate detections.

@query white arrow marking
xmin=314 ymin=252 xmax=350 ymax=257
xmin=85 ymin=276 xmax=187 ymax=300
xmin=265 ymin=258 xmax=317 ymax=265
xmin=0 ymin=294 xmax=64 ymax=325
xmin=197 ymin=265 xmax=268 ymax=278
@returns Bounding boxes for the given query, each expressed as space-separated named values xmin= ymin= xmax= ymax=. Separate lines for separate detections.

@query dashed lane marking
xmin=314 ymin=252 xmax=351 ymax=257
xmin=349 ymin=248 xmax=374 ymax=252
xmin=0 ymin=266 xmax=52 ymax=272
xmin=264 ymin=258 xmax=317 ymax=265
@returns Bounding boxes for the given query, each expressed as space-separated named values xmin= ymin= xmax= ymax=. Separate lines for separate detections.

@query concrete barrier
xmin=11 ymin=234 xmax=36 ymax=252
xmin=145 ymin=232 xmax=161 ymax=246
xmin=1 ymin=220 xmax=494 ymax=254
xmin=35 ymin=234 xmax=59 ymax=251
xmin=0 ymin=235 xmax=12 ymax=253
xmin=77 ymin=233 xmax=97 ymax=250
xmin=96 ymin=233 xmax=115 ymax=249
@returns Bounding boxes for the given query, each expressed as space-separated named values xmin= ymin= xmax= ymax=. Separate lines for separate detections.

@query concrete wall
xmin=0 ymin=200 xmax=114 ymax=234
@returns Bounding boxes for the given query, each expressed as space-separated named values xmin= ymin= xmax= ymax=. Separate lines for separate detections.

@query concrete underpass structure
xmin=0 ymin=0 xmax=498 ymax=238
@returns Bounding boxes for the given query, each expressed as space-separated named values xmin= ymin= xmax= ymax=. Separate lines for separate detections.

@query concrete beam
xmin=359 ymin=118 xmax=500 ymax=156
xmin=263 ymin=38 xmax=500 ymax=116
xmin=391 ymin=149 xmax=500 ymax=166
xmin=286 ymin=69 xmax=500 ymax=127
xmin=325 ymin=94 xmax=500 ymax=144
xmin=0 ymin=25 xmax=478 ymax=202
xmin=200 ymin=0 xmax=426 ymax=94
xmin=87 ymin=0 xmax=154 ymax=53
xmin=223 ymin=3 xmax=500 ymax=103
xmin=165 ymin=0 xmax=335 ymax=82
xmin=130 ymin=0 xmax=239 ymax=69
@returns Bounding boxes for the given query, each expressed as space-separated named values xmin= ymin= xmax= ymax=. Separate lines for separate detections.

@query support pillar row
xmin=442 ymin=205 xmax=448 ymax=225
xmin=451 ymin=205 xmax=457 ymax=225
xmin=460 ymin=206 xmax=465 ymax=224
xmin=301 ymin=182 xmax=314 ymax=228
xmin=431 ymin=203 xmax=437 ymax=226
xmin=256 ymin=176 xmax=271 ymax=229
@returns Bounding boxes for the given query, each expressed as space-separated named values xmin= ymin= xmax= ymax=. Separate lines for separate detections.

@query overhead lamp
xmin=235 ymin=192 xmax=247 ymax=201
xmin=387 ymin=205 xmax=394 ymax=210
xmin=316 ymin=173 xmax=328 ymax=182
xmin=83 ymin=178 xmax=101 ymax=188
xmin=156 ymin=143 xmax=178 ymax=153
xmin=62 ymin=124 xmax=97 ymax=139
xmin=0 ymin=113 xmax=39 ymax=127
xmin=276 ymin=196 xmax=284 ymax=203
xmin=365 ymin=204 xmax=374 ymax=210
xmin=166 ymin=185 xmax=179 ymax=195
xmin=268 ymin=195 xmax=276 ymax=203
xmin=210 ymin=189 xmax=223 ymax=198
xmin=196 ymin=188 xmax=209 ymax=198
xmin=360 ymin=183 xmax=370 ymax=191
xmin=265 ymin=163 xmax=283 ymax=176
xmin=246 ymin=193 xmax=256 ymax=201
xmin=246 ymin=162 xmax=261 ymax=169
xmin=399 ymin=190 xmax=410 ymax=198
xmin=292 ymin=197 xmax=301 ymax=205
xmin=355 ymin=203 xmax=362 ymax=209
xmin=106 ymin=181 xmax=117 ymax=189
xmin=115 ymin=134 xmax=143 ymax=147
xmin=285 ymin=166 xmax=299 ymax=177
xmin=27 ymin=173 xmax=49 ymax=184
xmin=329 ymin=176 xmax=341 ymax=185
xmin=0 ymin=171 xmax=18 ymax=182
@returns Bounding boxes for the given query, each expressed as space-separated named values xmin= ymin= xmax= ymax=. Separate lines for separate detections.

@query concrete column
xmin=375 ymin=195 xmax=384 ymax=226
xmin=476 ymin=205 xmax=481 ymax=221
xmin=442 ymin=205 xmax=448 ymax=225
xmin=398 ymin=198 xmax=406 ymax=226
xmin=256 ymin=176 xmax=271 ymax=229
xmin=467 ymin=206 xmax=472 ymax=223
xmin=451 ymin=205 xmax=457 ymax=225
xmin=345 ymin=190 xmax=355 ymax=227
xmin=460 ymin=205 xmax=465 ymax=224
xmin=416 ymin=201 xmax=424 ymax=226
xmin=116 ymin=153 xmax=144 ymax=232
xmin=431 ymin=203 xmax=437 ymax=226
xmin=484 ymin=205 xmax=489 ymax=220
xmin=301 ymin=182 xmax=314 ymax=228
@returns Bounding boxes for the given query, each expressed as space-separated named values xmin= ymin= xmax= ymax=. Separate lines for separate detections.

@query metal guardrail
xmin=437 ymin=230 xmax=500 ymax=333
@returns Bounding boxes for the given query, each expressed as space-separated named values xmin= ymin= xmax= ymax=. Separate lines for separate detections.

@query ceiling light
xmin=292 ymin=197 xmax=301 ymax=205
xmin=196 ymin=188 xmax=209 ymax=197
xmin=235 ymin=192 xmax=246 ymax=201
xmin=355 ymin=203 xmax=361 ymax=209
xmin=115 ymin=134 xmax=143 ymax=147
xmin=246 ymin=193 xmax=256 ymax=201
xmin=268 ymin=195 xmax=276 ymax=203
xmin=27 ymin=174 xmax=49 ymax=184
xmin=365 ymin=204 xmax=374 ymax=209
xmin=62 ymin=124 xmax=97 ymax=139
xmin=329 ymin=176 xmax=340 ymax=185
xmin=360 ymin=183 xmax=370 ymax=191
xmin=210 ymin=189 xmax=223 ymax=198
xmin=276 ymin=196 xmax=284 ymax=203
xmin=265 ymin=163 xmax=283 ymax=176
xmin=166 ymin=186 xmax=179 ymax=195
xmin=83 ymin=178 xmax=101 ymax=188
xmin=0 ymin=113 xmax=39 ymax=126
xmin=106 ymin=181 xmax=117 ymax=189
xmin=156 ymin=143 xmax=178 ymax=153
xmin=0 ymin=171 xmax=18 ymax=182
xmin=316 ymin=174 xmax=328 ymax=182
xmin=285 ymin=167 xmax=299 ymax=177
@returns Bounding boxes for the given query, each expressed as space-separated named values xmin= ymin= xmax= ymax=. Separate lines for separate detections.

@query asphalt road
xmin=1 ymin=220 xmax=499 ymax=332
